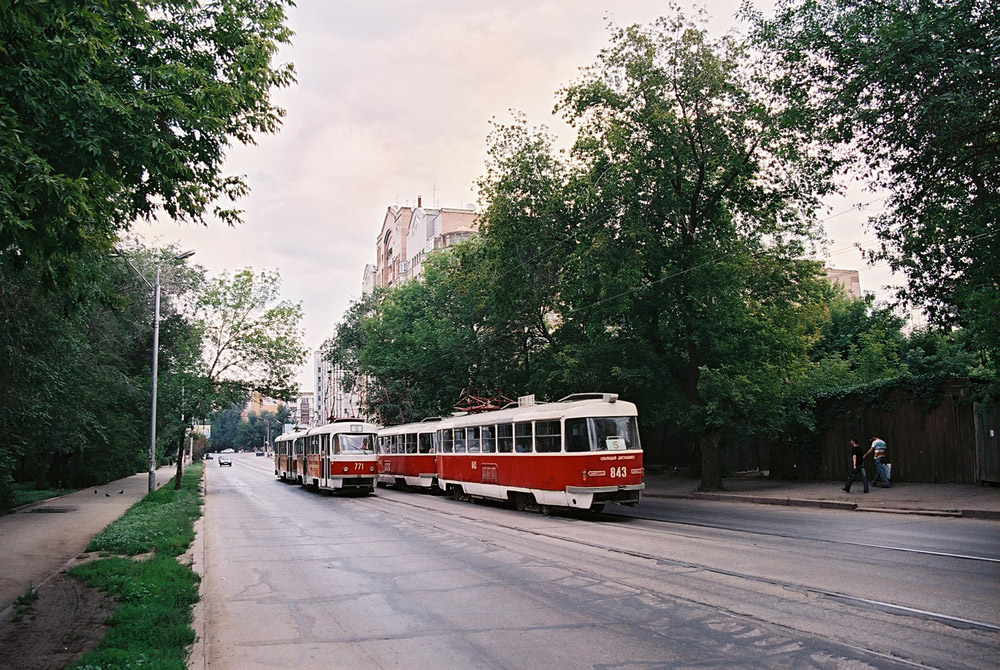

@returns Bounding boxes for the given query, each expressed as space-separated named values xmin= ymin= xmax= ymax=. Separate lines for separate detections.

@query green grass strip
xmin=69 ymin=464 xmax=204 ymax=670
xmin=8 ymin=482 xmax=77 ymax=510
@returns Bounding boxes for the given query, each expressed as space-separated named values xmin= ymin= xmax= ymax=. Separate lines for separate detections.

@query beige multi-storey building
xmin=825 ymin=267 xmax=862 ymax=299
xmin=363 ymin=197 xmax=478 ymax=294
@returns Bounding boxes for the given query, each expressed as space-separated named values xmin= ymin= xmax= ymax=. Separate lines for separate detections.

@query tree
xmin=0 ymin=0 xmax=295 ymax=283
xmin=0 ymin=247 xmax=153 ymax=504
xmin=808 ymin=288 xmax=908 ymax=388
xmin=756 ymin=0 xmax=1000 ymax=379
xmin=546 ymin=13 xmax=837 ymax=489
xmin=209 ymin=406 xmax=243 ymax=453
xmin=197 ymin=268 xmax=307 ymax=402
xmin=164 ymin=268 xmax=305 ymax=485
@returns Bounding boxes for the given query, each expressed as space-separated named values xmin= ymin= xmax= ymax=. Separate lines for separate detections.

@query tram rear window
xmin=338 ymin=434 xmax=374 ymax=454
xmin=418 ymin=433 xmax=435 ymax=454
xmin=565 ymin=417 xmax=640 ymax=452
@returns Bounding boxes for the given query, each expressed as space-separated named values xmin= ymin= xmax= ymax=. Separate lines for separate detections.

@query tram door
xmin=321 ymin=433 xmax=330 ymax=488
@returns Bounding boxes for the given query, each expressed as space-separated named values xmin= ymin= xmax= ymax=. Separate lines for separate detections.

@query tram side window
xmin=322 ymin=434 xmax=330 ymax=455
xmin=467 ymin=427 xmax=481 ymax=453
xmin=566 ymin=419 xmax=590 ymax=452
xmin=481 ymin=425 xmax=496 ymax=453
xmin=514 ymin=422 xmax=532 ymax=453
xmin=454 ymin=428 xmax=467 ymax=453
xmin=497 ymin=424 xmax=513 ymax=452
xmin=405 ymin=433 xmax=418 ymax=454
xmin=418 ymin=433 xmax=434 ymax=454
xmin=535 ymin=420 xmax=561 ymax=452
xmin=440 ymin=429 xmax=454 ymax=453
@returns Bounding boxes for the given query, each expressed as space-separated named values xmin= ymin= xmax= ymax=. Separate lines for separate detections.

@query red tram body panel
xmin=377 ymin=419 xmax=440 ymax=489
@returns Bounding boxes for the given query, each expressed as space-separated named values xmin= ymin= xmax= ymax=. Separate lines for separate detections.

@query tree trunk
xmin=698 ymin=429 xmax=724 ymax=491
xmin=174 ymin=429 xmax=185 ymax=490
xmin=33 ymin=445 xmax=48 ymax=490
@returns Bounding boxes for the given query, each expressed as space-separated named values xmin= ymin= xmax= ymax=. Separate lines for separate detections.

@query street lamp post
xmin=121 ymin=249 xmax=195 ymax=492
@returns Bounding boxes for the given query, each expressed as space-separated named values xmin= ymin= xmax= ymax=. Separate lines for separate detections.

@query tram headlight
xmin=343 ymin=466 xmax=349 ymax=473
xmin=369 ymin=465 xmax=375 ymax=472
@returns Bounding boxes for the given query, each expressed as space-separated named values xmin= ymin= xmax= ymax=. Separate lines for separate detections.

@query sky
xmin=137 ymin=1 xmax=901 ymax=391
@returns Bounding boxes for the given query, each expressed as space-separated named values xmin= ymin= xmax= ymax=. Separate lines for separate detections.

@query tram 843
xmin=379 ymin=393 xmax=643 ymax=513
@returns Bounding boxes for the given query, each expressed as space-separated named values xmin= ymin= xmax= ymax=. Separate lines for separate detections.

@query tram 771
xmin=274 ymin=419 xmax=380 ymax=493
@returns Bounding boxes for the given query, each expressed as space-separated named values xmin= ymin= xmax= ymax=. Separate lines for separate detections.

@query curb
xmin=644 ymin=491 xmax=995 ymax=518
xmin=691 ymin=492 xmax=857 ymax=511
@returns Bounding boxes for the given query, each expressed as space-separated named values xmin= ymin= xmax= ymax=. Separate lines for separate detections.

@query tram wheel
xmin=539 ymin=504 xmax=552 ymax=516
xmin=512 ymin=492 xmax=526 ymax=511
xmin=590 ymin=504 xmax=605 ymax=514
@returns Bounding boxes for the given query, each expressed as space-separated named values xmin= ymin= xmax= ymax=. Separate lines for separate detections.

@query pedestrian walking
xmin=843 ymin=437 xmax=869 ymax=493
xmin=868 ymin=435 xmax=891 ymax=487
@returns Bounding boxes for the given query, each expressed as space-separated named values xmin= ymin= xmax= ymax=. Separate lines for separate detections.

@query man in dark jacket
xmin=843 ymin=437 xmax=869 ymax=493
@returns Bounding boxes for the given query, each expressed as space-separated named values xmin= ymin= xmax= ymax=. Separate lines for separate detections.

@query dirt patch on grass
xmin=0 ymin=571 xmax=114 ymax=670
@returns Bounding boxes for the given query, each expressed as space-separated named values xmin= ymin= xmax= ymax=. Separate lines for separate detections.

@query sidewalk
xmin=0 ymin=465 xmax=178 ymax=614
xmin=642 ymin=470 xmax=1000 ymax=519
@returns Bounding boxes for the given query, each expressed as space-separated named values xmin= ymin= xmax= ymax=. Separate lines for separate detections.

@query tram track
xmin=607 ymin=508 xmax=1000 ymax=565
xmin=353 ymin=490 xmax=1000 ymax=641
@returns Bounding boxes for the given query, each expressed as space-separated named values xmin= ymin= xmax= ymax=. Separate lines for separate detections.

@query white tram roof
xmin=304 ymin=419 xmax=380 ymax=437
xmin=276 ymin=419 xmax=380 ymax=441
xmin=379 ymin=393 xmax=637 ymax=434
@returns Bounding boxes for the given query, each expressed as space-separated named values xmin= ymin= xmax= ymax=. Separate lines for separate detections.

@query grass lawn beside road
xmin=68 ymin=464 xmax=204 ymax=670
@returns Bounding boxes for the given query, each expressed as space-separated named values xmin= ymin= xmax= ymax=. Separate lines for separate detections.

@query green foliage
xmin=208 ymin=405 xmax=243 ymax=452
xmin=0 ymin=247 xmax=154 ymax=500
xmin=0 ymin=0 xmax=295 ymax=285
xmin=8 ymin=482 xmax=77 ymax=510
xmin=198 ymin=268 xmax=308 ymax=402
xmin=69 ymin=464 xmax=203 ymax=669
xmin=757 ymin=0 xmax=999 ymax=380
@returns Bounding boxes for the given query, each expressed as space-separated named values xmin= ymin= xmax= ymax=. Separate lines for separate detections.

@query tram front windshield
xmin=565 ymin=417 xmax=640 ymax=452
xmin=338 ymin=434 xmax=375 ymax=454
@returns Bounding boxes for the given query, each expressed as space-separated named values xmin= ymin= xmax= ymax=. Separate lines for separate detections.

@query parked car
xmin=219 ymin=456 xmax=232 ymax=467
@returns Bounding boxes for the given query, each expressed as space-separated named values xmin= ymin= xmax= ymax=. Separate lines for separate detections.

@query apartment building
xmin=363 ymin=197 xmax=478 ymax=294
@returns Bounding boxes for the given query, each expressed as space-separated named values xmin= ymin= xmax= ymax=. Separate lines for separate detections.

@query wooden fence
xmin=643 ymin=378 xmax=1000 ymax=485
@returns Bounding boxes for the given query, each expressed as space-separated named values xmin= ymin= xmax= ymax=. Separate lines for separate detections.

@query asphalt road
xmin=195 ymin=454 xmax=999 ymax=670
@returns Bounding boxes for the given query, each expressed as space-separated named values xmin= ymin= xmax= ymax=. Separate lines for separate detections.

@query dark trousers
xmin=844 ymin=467 xmax=869 ymax=493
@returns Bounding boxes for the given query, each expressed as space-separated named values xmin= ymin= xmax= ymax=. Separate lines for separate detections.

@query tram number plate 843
xmin=610 ymin=466 xmax=628 ymax=478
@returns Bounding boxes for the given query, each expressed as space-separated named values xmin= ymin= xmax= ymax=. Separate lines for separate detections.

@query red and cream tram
xmin=376 ymin=418 xmax=440 ymax=489
xmin=379 ymin=393 xmax=643 ymax=513
xmin=274 ymin=419 xmax=380 ymax=493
